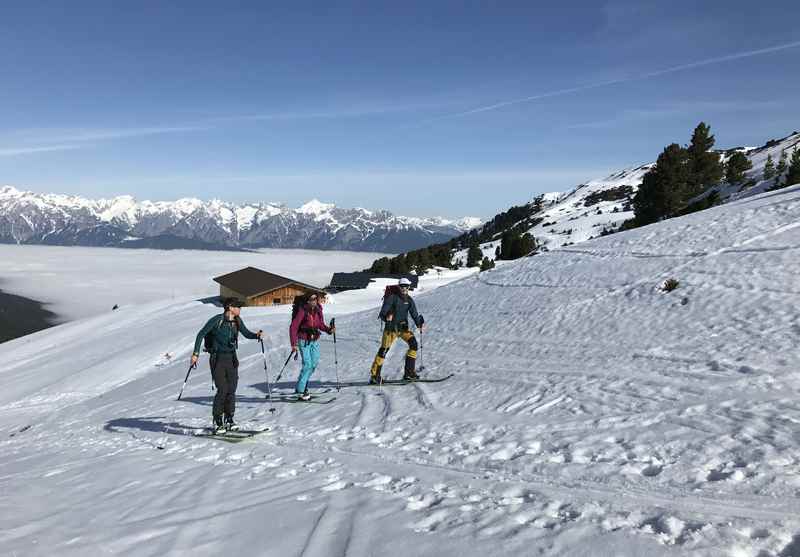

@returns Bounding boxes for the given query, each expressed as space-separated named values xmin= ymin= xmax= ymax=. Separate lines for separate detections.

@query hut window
xmin=273 ymin=298 xmax=281 ymax=305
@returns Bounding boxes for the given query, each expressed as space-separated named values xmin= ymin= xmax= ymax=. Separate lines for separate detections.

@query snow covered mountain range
xmin=0 ymin=189 xmax=481 ymax=252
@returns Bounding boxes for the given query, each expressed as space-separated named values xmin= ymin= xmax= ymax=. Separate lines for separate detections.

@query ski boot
xmin=403 ymin=356 xmax=419 ymax=381
xmin=298 ymin=391 xmax=312 ymax=401
xmin=369 ymin=373 xmax=382 ymax=385
xmin=213 ymin=415 xmax=226 ymax=434
xmin=225 ymin=415 xmax=239 ymax=432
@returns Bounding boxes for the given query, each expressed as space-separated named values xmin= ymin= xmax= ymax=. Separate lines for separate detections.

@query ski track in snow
xmin=4 ymin=188 xmax=800 ymax=555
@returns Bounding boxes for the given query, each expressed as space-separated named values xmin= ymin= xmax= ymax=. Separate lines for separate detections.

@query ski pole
xmin=274 ymin=351 xmax=296 ymax=383
xmin=331 ymin=318 xmax=340 ymax=391
xmin=260 ymin=339 xmax=275 ymax=412
xmin=418 ymin=315 xmax=425 ymax=374
xmin=177 ymin=362 xmax=197 ymax=401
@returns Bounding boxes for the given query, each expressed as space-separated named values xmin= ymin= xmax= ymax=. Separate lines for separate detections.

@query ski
xmin=374 ymin=373 xmax=454 ymax=386
xmin=278 ymin=395 xmax=337 ymax=404
xmin=195 ymin=427 xmax=270 ymax=443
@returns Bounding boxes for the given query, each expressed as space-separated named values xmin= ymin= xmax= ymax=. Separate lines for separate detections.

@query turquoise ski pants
xmin=296 ymin=339 xmax=321 ymax=393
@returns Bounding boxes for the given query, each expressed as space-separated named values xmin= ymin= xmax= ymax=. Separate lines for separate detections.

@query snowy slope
xmin=530 ymin=132 xmax=800 ymax=250
xmin=451 ymin=132 xmax=800 ymax=270
xmin=713 ymin=132 xmax=800 ymax=202
xmin=4 ymin=185 xmax=800 ymax=555
xmin=529 ymin=164 xmax=652 ymax=247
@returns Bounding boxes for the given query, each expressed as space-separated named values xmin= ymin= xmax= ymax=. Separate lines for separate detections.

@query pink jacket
xmin=289 ymin=304 xmax=331 ymax=346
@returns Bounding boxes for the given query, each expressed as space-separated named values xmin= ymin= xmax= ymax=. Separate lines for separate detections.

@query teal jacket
xmin=193 ymin=314 xmax=258 ymax=356
xmin=379 ymin=294 xmax=422 ymax=331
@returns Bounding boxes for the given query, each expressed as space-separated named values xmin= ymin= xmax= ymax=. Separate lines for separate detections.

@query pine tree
xmin=415 ymin=249 xmax=431 ymax=273
xmin=499 ymin=230 xmax=514 ymax=260
xmin=405 ymin=251 xmax=418 ymax=271
xmin=479 ymin=257 xmax=495 ymax=271
xmin=633 ymin=143 xmax=692 ymax=225
xmin=687 ymin=122 xmax=723 ymax=195
xmin=763 ymin=154 xmax=776 ymax=181
xmin=519 ymin=233 xmax=536 ymax=257
xmin=776 ymin=148 xmax=788 ymax=176
xmin=505 ymin=232 xmax=536 ymax=259
xmin=724 ymin=151 xmax=753 ymax=184
xmin=466 ymin=243 xmax=483 ymax=267
xmin=370 ymin=257 xmax=391 ymax=273
xmin=773 ymin=149 xmax=789 ymax=188
xmin=390 ymin=254 xmax=408 ymax=274
xmin=785 ymin=147 xmax=800 ymax=187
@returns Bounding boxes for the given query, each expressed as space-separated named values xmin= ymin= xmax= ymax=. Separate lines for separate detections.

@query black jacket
xmin=379 ymin=294 xmax=422 ymax=331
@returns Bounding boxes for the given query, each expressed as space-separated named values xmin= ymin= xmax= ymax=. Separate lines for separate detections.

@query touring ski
xmin=272 ymin=394 xmax=337 ymax=404
xmin=195 ymin=427 xmax=270 ymax=443
xmin=374 ymin=373 xmax=454 ymax=385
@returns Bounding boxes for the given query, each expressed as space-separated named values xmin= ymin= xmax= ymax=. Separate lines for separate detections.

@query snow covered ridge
xmin=0 ymin=188 xmax=481 ymax=252
xmin=514 ymin=131 xmax=799 ymax=250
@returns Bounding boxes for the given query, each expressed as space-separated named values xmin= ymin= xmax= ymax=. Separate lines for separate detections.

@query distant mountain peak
xmin=297 ymin=199 xmax=336 ymax=215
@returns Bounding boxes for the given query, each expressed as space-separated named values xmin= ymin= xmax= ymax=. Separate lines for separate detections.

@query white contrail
xmin=0 ymin=144 xmax=82 ymax=157
xmin=427 ymin=40 xmax=800 ymax=122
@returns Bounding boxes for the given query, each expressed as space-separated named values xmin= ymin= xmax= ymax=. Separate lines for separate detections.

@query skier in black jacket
xmin=191 ymin=298 xmax=262 ymax=432
xmin=369 ymin=278 xmax=425 ymax=384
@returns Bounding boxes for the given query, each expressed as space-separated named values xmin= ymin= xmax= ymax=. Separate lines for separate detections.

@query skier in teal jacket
xmin=192 ymin=298 xmax=262 ymax=432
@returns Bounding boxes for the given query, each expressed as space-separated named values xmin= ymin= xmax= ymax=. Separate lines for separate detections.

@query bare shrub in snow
xmin=661 ymin=278 xmax=680 ymax=292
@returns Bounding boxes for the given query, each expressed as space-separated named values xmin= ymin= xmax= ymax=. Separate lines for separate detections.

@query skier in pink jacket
xmin=289 ymin=293 xmax=335 ymax=400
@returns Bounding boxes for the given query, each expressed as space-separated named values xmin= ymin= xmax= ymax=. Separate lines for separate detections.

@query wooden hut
xmin=213 ymin=266 xmax=325 ymax=306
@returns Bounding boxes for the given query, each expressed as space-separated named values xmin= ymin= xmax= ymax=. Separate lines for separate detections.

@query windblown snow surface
xmin=3 ymin=186 xmax=800 ymax=556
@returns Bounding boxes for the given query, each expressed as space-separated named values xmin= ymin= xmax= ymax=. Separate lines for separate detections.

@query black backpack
xmin=292 ymin=294 xmax=311 ymax=321
xmin=203 ymin=315 xmax=239 ymax=353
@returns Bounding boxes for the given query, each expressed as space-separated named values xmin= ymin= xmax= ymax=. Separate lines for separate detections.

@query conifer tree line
xmin=367 ymin=123 xmax=800 ymax=275
xmin=366 ymin=197 xmax=546 ymax=274
xmin=630 ymin=123 xmax=800 ymax=226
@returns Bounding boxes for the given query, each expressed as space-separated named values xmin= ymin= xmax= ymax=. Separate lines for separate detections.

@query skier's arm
xmin=237 ymin=317 xmax=262 ymax=340
xmin=378 ymin=295 xmax=396 ymax=321
xmin=319 ymin=307 xmax=333 ymax=334
xmin=192 ymin=316 xmax=218 ymax=356
xmin=289 ymin=307 xmax=305 ymax=348
xmin=409 ymin=298 xmax=423 ymax=329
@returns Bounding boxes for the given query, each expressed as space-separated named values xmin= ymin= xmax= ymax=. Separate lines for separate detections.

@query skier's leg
xmin=225 ymin=354 xmax=239 ymax=419
xmin=306 ymin=340 xmax=321 ymax=388
xmin=295 ymin=341 xmax=315 ymax=393
xmin=211 ymin=355 xmax=226 ymax=421
xmin=401 ymin=330 xmax=418 ymax=378
xmin=370 ymin=330 xmax=397 ymax=379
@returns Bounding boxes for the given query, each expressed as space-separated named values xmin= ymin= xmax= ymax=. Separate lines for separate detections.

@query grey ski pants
xmin=211 ymin=352 xmax=239 ymax=418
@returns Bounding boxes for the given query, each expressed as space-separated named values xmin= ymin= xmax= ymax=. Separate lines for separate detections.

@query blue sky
xmin=1 ymin=0 xmax=798 ymax=218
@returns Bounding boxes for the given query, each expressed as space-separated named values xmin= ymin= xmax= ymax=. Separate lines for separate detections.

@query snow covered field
xmin=0 ymin=245 xmax=388 ymax=321
xmin=3 ymin=186 xmax=800 ymax=556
